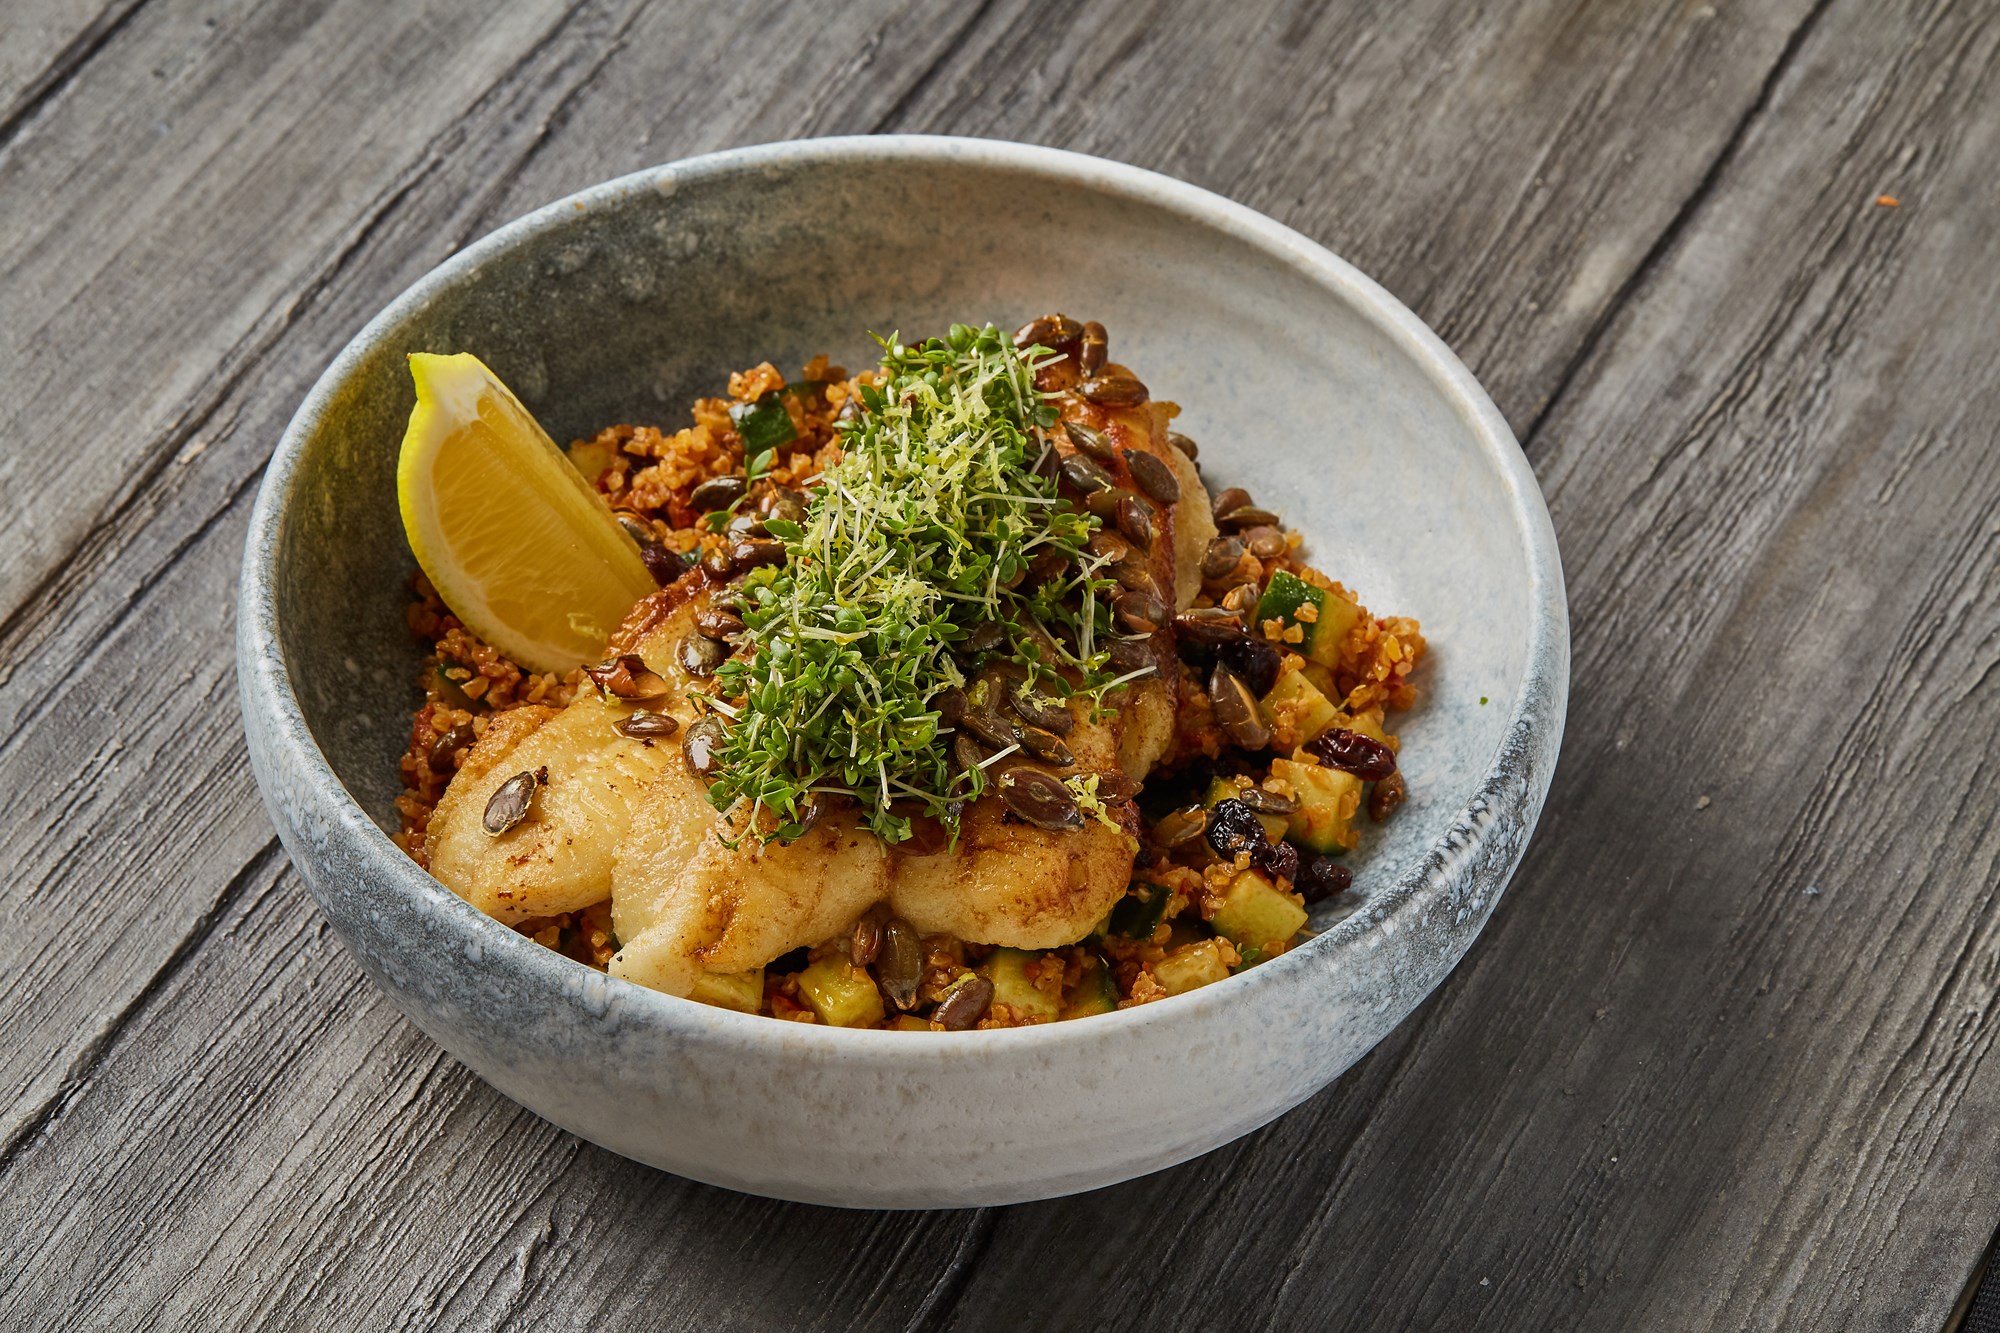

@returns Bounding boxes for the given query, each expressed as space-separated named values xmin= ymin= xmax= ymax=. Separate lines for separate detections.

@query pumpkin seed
xmin=1115 ymin=588 xmax=1167 ymax=635
xmin=1064 ymin=419 xmax=1119 ymax=462
xmin=1108 ymin=636 xmax=1155 ymax=674
xmin=953 ymin=733 xmax=988 ymax=774
xmin=586 ymin=654 xmax=671 ymax=700
xmin=1202 ymin=536 xmax=1245 ymax=580
xmin=1080 ymin=375 xmax=1148 ymax=407
xmin=997 ymin=767 xmax=1086 ymax=831
xmin=1115 ymin=494 xmax=1156 ymax=549
xmin=1173 ymin=607 xmax=1247 ymax=647
xmin=1244 ymin=526 xmax=1288 ymax=559
xmin=960 ymin=708 xmax=1021 ymax=750
xmin=1094 ymin=770 xmax=1138 ymax=802
xmin=879 ymin=919 xmax=923 ymax=1010
xmin=1019 ymin=727 xmax=1074 ymax=766
xmin=1080 ymin=320 xmax=1108 ymax=374
xmin=682 ymin=717 xmax=726 ymax=776
xmin=1060 ymin=453 xmax=1115 ymax=495
xmin=932 ymin=975 xmax=994 ymax=1030
xmin=1008 ymin=681 xmax=1074 ymax=734
xmin=1014 ymin=314 xmax=1082 ymax=349
xmin=1239 ymin=785 xmax=1298 ymax=816
xmin=677 ymin=633 xmax=727 ymax=678
xmin=426 ymin=721 xmax=475 ymax=771
xmin=1084 ymin=486 xmax=1125 ymax=520
xmin=1208 ymin=663 xmax=1272 ymax=750
xmin=482 ymin=766 xmax=546 ymax=835
xmin=694 ymin=606 xmax=746 ymax=640
xmin=689 ymin=474 xmax=747 ymax=512
xmin=1211 ymin=486 xmax=1252 ymax=521
xmin=1086 ymin=531 xmax=1132 ymax=565
xmin=613 ymin=710 xmax=680 ymax=740
xmin=700 ymin=546 xmax=734 ymax=580
xmin=1123 ymin=449 xmax=1181 ymax=505
xmin=849 ymin=914 xmax=883 ymax=968
xmin=1151 ymin=804 xmax=1209 ymax=847
xmin=964 ymin=621 xmax=1007 ymax=654
xmin=1218 ymin=505 xmax=1282 ymax=532
xmin=1168 ymin=431 xmax=1199 ymax=460
xmin=728 ymin=538 xmax=787 ymax=571
xmin=640 ymin=543 xmax=686 ymax=585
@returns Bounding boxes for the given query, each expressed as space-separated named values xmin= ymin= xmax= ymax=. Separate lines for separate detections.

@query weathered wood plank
xmin=935 ymin=1 xmax=2000 ymax=1329
xmin=0 ymin=0 xmax=993 ymax=1162
xmin=864 ymin=0 xmax=1821 ymax=434
xmin=0 ymin=848 xmax=978 ymax=1331
xmin=0 ymin=0 xmax=149 ymax=137
xmin=4 ymin=0 xmax=1993 ymax=1328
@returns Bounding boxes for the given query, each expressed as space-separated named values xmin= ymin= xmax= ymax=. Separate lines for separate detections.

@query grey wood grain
xmin=0 ymin=0 xmax=149 ymax=139
xmin=1 ymin=0 xmax=1994 ymax=1327
xmin=0 ymin=852 xmax=978 ymax=1331
xmin=940 ymin=0 xmax=2000 ymax=1328
xmin=0 ymin=0 xmax=983 ymax=1157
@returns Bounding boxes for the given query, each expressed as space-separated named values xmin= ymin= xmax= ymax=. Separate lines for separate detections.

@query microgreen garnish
xmin=703 ymin=322 xmax=1137 ymax=844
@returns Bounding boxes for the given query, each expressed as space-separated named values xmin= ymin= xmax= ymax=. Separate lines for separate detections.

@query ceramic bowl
xmin=237 ymin=136 xmax=1567 ymax=1208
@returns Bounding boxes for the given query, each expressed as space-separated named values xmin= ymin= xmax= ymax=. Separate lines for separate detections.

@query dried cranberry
xmin=1204 ymin=798 xmax=1268 ymax=861
xmin=1216 ymin=637 xmax=1283 ymax=697
xmin=1255 ymin=838 xmax=1299 ymax=884
xmin=1296 ymin=856 xmax=1353 ymax=903
xmin=1306 ymin=728 xmax=1397 ymax=780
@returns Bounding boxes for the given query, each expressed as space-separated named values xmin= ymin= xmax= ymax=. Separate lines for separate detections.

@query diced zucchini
xmin=1151 ymin=940 xmax=1233 ymax=996
xmin=1203 ymin=776 xmax=1286 ymax=840
xmin=1301 ymin=661 xmax=1340 ymax=699
xmin=795 ymin=956 xmax=885 ymax=1028
xmin=1270 ymin=757 xmax=1362 ymax=853
xmin=1254 ymin=569 xmax=1322 ymax=644
xmin=1309 ymin=590 xmax=1361 ymax=669
xmin=979 ymin=948 xmax=1061 ymax=1023
xmin=1259 ymin=669 xmax=1340 ymax=747
xmin=1108 ymin=882 xmax=1173 ymax=940
xmin=687 ymin=967 xmax=765 ymax=1014
xmin=1209 ymin=869 xmax=1308 ymax=956
xmin=1061 ymin=955 xmax=1120 ymax=1020
xmin=1253 ymin=570 xmax=1359 ymax=670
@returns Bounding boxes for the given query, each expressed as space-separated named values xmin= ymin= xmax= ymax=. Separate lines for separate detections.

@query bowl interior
xmin=275 ymin=143 xmax=1535 ymax=932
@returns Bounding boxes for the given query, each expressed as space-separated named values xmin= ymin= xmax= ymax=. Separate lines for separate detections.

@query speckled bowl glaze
xmin=238 ymin=136 xmax=1566 ymax=1208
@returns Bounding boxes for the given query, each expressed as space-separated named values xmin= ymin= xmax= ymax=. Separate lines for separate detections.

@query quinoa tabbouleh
xmin=394 ymin=317 xmax=1423 ymax=1029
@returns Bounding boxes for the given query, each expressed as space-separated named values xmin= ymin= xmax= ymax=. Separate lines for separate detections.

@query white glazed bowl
xmin=237 ymin=136 xmax=1567 ymax=1208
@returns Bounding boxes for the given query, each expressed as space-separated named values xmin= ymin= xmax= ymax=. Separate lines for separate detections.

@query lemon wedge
xmin=397 ymin=352 xmax=656 ymax=673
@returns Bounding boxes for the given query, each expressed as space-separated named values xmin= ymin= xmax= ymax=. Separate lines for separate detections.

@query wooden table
xmin=5 ymin=1 xmax=1997 ymax=1327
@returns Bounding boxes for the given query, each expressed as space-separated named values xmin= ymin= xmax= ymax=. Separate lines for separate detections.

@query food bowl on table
xmin=236 ymin=135 xmax=1567 ymax=1208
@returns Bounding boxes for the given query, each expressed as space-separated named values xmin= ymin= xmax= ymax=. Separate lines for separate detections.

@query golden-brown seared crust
xmin=609 ymin=759 xmax=889 ymax=996
xmin=427 ymin=696 xmax=678 ymax=925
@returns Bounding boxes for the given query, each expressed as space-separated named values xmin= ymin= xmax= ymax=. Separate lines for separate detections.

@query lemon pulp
xmin=396 ymin=352 xmax=656 ymax=673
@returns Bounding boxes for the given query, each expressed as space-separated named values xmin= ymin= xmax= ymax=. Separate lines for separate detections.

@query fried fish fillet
xmin=427 ymin=349 xmax=1216 ymax=999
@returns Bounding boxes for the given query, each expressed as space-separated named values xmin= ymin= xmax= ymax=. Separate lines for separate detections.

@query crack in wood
xmin=867 ymin=0 xmax=999 ymax=133
xmin=1518 ymin=0 xmax=1840 ymax=455
xmin=907 ymin=1207 xmax=997 ymax=1332
xmin=0 ymin=0 xmax=153 ymax=152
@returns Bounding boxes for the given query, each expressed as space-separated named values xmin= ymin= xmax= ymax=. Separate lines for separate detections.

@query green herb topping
xmin=704 ymin=323 xmax=1147 ymax=844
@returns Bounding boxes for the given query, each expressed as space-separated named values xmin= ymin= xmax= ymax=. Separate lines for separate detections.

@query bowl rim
xmin=238 ymin=133 xmax=1568 ymax=1054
